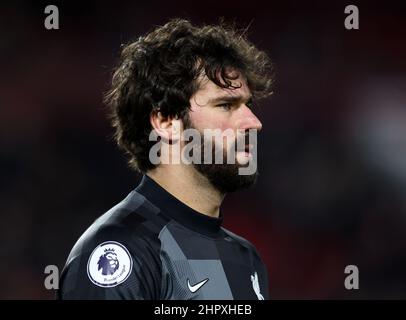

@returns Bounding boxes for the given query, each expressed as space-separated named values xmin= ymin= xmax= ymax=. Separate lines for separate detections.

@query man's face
xmin=186 ymin=69 xmax=263 ymax=193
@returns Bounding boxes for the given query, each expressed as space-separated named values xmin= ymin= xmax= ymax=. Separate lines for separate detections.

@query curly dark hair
xmin=105 ymin=19 xmax=273 ymax=173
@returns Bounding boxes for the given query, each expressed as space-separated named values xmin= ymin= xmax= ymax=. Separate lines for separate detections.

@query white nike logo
xmin=187 ymin=278 xmax=209 ymax=293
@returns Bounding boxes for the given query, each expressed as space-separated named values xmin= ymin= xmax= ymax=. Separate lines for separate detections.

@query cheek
xmin=190 ymin=108 xmax=233 ymax=131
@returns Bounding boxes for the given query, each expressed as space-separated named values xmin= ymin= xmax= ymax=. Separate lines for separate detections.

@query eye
xmin=216 ymin=103 xmax=233 ymax=111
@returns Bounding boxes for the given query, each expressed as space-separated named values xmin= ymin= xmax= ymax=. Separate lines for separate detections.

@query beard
xmin=194 ymin=156 xmax=258 ymax=194
xmin=183 ymin=117 xmax=258 ymax=194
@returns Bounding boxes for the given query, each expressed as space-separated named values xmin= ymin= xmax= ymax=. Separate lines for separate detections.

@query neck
xmin=146 ymin=165 xmax=224 ymax=218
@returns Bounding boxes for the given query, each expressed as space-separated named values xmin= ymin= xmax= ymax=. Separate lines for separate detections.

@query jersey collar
xmin=135 ymin=175 xmax=224 ymax=237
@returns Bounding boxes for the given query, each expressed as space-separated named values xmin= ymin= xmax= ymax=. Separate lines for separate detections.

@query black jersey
xmin=58 ymin=175 xmax=269 ymax=300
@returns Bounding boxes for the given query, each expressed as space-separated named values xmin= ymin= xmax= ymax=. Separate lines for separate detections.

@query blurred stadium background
xmin=1 ymin=0 xmax=406 ymax=299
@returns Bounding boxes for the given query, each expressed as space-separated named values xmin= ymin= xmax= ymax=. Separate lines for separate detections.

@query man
xmin=58 ymin=19 xmax=273 ymax=300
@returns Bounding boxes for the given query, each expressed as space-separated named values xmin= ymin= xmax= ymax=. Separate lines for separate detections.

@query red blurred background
xmin=1 ymin=0 xmax=406 ymax=299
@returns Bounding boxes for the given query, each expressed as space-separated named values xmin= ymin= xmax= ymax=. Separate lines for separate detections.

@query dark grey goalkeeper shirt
xmin=58 ymin=175 xmax=269 ymax=300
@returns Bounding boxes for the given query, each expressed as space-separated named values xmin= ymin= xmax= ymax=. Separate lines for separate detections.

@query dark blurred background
xmin=1 ymin=0 xmax=406 ymax=299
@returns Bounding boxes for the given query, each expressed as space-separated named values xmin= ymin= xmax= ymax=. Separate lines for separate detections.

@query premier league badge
xmin=87 ymin=241 xmax=132 ymax=287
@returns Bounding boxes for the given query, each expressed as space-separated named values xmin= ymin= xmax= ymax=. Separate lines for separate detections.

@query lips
xmin=235 ymin=145 xmax=253 ymax=165
xmin=245 ymin=144 xmax=253 ymax=153
xmin=233 ymin=130 xmax=255 ymax=158
xmin=236 ymin=143 xmax=252 ymax=154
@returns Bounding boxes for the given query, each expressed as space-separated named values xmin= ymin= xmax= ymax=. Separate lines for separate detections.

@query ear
xmin=150 ymin=110 xmax=182 ymax=141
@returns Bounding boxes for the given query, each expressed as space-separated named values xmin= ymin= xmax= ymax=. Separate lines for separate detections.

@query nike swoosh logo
xmin=187 ymin=278 xmax=209 ymax=293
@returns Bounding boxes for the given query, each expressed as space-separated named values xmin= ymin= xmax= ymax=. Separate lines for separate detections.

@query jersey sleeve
xmin=57 ymin=225 xmax=162 ymax=300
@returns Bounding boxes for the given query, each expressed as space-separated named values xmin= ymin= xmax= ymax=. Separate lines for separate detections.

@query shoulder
xmin=58 ymin=190 xmax=168 ymax=299
xmin=222 ymin=227 xmax=254 ymax=249
xmin=221 ymin=227 xmax=262 ymax=258
xmin=67 ymin=191 xmax=166 ymax=261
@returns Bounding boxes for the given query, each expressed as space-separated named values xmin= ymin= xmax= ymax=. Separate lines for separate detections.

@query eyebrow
xmin=208 ymin=95 xmax=253 ymax=104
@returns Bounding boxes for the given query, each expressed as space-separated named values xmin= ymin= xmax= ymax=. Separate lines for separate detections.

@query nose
xmin=239 ymin=105 xmax=263 ymax=131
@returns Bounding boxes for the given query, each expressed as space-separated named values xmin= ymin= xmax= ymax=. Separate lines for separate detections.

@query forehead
xmin=192 ymin=69 xmax=251 ymax=102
